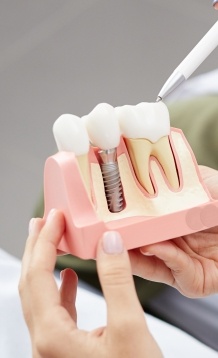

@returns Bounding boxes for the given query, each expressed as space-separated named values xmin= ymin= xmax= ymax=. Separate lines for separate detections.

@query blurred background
xmin=0 ymin=0 xmax=217 ymax=258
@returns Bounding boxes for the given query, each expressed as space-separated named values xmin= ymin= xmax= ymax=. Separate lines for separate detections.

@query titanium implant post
xmin=98 ymin=148 xmax=124 ymax=213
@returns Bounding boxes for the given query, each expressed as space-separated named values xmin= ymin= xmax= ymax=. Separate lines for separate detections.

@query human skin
xmin=19 ymin=210 xmax=162 ymax=358
xmin=213 ymin=0 xmax=218 ymax=10
xmin=129 ymin=166 xmax=218 ymax=298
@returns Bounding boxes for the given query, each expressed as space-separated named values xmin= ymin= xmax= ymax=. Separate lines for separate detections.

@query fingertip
xmin=140 ymin=241 xmax=171 ymax=257
xmin=101 ymin=231 xmax=124 ymax=255
xmin=29 ymin=218 xmax=36 ymax=234
xmin=96 ymin=233 xmax=146 ymax=333
xmin=46 ymin=208 xmax=57 ymax=222
xmin=46 ymin=209 xmax=65 ymax=224
xmin=60 ymin=268 xmax=78 ymax=284
xmin=213 ymin=0 xmax=218 ymax=9
xmin=59 ymin=268 xmax=78 ymax=322
xmin=44 ymin=209 xmax=66 ymax=237
xmin=33 ymin=210 xmax=65 ymax=259
xmin=96 ymin=231 xmax=131 ymax=282
xmin=28 ymin=217 xmax=44 ymax=236
xmin=140 ymin=247 xmax=154 ymax=256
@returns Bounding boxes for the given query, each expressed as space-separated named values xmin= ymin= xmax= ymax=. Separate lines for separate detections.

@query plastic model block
xmin=43 ymin=128 xmax=218 ymax=259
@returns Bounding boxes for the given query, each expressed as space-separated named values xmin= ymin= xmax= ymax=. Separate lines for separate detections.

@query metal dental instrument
xmin=156 ymin=20 xmax=218 ymax=102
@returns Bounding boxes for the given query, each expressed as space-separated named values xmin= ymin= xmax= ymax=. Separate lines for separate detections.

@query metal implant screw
xmin=98 ymin=148 xmax=125 ymax=213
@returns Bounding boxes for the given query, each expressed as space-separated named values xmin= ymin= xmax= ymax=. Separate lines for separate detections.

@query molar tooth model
xmin=43 ymin=102 xmax=218 ymax=259
xmin=116 ymin=102 xmax=179 ymax=195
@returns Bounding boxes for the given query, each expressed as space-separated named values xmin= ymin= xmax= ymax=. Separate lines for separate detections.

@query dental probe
xmin=156 ymin=20 xmax=218 ymax=102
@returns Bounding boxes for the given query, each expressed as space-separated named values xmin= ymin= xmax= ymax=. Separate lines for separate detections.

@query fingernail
xmin=29 ymin=218 xmax=36 ymax=234
xmin=47 ymin=208 xmax=56 ymax=222
xmin=140 ymin=248 xmax=154 ymax=256
xmin=102 ymin=231 xmax=124 ymax=254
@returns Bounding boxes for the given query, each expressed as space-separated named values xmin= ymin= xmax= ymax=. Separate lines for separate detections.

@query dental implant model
xmin=43 ymin=100 xmax=218 ymax=260
xmin=116 ymin=101 xmax=179 ymax=195
xmin=53 ymin=114 xmax=92 ymax=199
xmin=86 ymin=103 xmax=125 ymax=213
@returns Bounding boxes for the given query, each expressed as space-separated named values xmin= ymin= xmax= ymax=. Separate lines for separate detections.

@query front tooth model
xmin=86 ymin=103 xmax=125 ymax=213
xmin=116 ymin=102 xmax=179 ymax=195
xmin=53 ymin=114 xmax=91 ymax=199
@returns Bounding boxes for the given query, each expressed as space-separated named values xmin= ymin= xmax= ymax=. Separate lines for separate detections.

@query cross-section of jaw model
xmin=85 ymin=103 xmax=125 ymax=213
xmin=43 ymin=101 xmax=218 ymax=259
xmin=115 ymin=102 xmax=179 ymax=195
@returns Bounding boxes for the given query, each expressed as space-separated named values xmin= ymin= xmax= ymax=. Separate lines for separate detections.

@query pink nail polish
xmin=102 ymin=231 xmax=124 ymax=254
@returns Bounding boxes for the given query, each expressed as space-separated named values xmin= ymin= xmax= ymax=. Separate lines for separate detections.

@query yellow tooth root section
xmin=77 ymin=154 xmax=92 ymax=200
xmin=125 ymin=136 xmax=179 ymax=194
xmin=125 ymin=138 xmax=154 ymax=195
xmin=152 ymin=136 xmax=179 ymax=190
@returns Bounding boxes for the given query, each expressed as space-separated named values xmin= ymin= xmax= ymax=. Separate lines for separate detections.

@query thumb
xmin=96 ymin=231 xmax=145 ymax=328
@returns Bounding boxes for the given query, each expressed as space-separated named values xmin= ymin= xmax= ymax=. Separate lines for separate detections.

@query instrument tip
xmin=156 ymin=96 xmax=162 ymax=102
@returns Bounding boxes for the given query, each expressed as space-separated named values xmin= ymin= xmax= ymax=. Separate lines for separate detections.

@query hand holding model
xmin=129 ymin=166 xmax=218 ymax=298
xmin=19 ymin=210 xmax=162 ymax=358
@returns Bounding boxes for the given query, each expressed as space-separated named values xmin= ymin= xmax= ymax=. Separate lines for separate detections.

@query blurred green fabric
xmin=169 ymin=96 xmax=218 ymax=170
xmin=34 ymin=95 xmax=218 ymax=307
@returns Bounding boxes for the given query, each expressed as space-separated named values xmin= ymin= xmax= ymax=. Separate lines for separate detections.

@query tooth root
xmin=125 ymin=138 xmax=154 ymax=195
xmin=77 ymin=154 xmax=92 ymax=200
xmin=152 ymin=136 xmax=179 ymax=190
xmin=125 ymin=136 xmax=179 ymax=194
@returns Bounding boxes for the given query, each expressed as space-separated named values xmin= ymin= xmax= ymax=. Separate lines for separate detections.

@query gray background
xmin=0 ymin=0 xmax=217 ymax=258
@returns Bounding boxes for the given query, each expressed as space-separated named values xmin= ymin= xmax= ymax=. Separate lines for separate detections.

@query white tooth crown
xmin=117 ymin=102 xmax=170 ymax=143
xmin=53 ymin=114 xmax=90 ymax=156
xmin=86 ymin=103 xmax=121 ymax=150
xmin=53 ymin=113 xmax=92 ymax=200
xmin=115 ymin=101 xmax=179 ymax=194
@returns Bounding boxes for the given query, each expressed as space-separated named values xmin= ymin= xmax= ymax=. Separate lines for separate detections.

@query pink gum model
xmin=43 ymin=128 xmax=218 ymax=259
